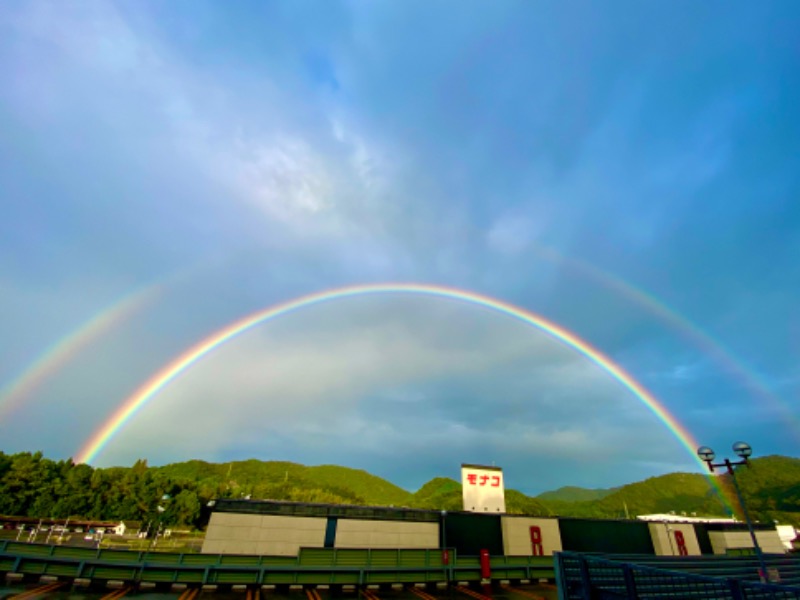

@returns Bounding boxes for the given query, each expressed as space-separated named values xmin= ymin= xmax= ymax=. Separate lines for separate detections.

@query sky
xmin=0 ymin=1 xmax=798 ymax=497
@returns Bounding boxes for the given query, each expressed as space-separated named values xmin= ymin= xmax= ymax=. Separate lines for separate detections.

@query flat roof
xmin=211 ymin=499 xmax=442 ymax=522
xmin=461 ymin=464 xmax=503 ymax=472
xmin=637 ymin=514 xmax=737 ymax=523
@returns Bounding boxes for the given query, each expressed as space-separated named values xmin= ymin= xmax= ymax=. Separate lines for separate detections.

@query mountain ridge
xmin=150 ymin=454 xmax=800 ymax=526
xmin=536 ymin=485 xmax=617 ymax=503
xmin=0 ymin=451 xmax=798 ymax=528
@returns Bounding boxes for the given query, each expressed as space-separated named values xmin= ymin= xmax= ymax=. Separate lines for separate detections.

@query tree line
xmin=1 ymin=451 xmax=797 ymax=530
xmin=0 ymin=452 xmax=363 ymax=529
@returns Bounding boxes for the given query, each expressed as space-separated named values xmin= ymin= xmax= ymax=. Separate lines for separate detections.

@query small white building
xmin=776 ymin=525 xmax=798 ymax=551
xmin=112 ymin=521 xmax=142 ymax=536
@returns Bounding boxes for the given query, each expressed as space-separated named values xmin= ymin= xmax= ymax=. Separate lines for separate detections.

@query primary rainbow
xmin=75 ymin=282 xmax=732 ymax=509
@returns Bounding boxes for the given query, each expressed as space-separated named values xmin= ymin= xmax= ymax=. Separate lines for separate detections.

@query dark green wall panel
xmin=443 ymin=512 xmax=503 ymax=556
xmin=693 ymin=523 xmax=714 ymax=555
xmin=559 ymin=518 xmax=655 ymax=554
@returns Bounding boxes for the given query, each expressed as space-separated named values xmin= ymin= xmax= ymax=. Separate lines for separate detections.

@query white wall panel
xmin=201 ymin=513 xmax=327 ymax=555
xmin=334 ymin=519 xmax=439 ymax=549
xmin=501 ymin=516 xmax=562 ymax=556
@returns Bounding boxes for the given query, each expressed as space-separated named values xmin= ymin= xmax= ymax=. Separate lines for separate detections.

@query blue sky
xmin=0 ymin=1 xmax=798 ymax=496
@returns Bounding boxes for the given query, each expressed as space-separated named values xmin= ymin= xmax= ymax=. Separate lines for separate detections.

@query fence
xmin=555 ymin=551 xmax=800 ymax=600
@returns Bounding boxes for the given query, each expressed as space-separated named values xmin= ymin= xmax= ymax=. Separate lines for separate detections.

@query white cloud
xmin=228 ymin=136 xmax=333 ymax=217
xmin=98 ymin=297 xmax=675 ymax=469
xmin=486 ymin=213 xmax=543 ymax=255
xmin=1 ymin=1 xmax=405 ymax=255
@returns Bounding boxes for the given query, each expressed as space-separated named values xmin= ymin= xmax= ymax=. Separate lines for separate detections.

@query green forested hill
xmin=505 ymin=490 xmax=552 ymax=516
xmin=538 ymin=474 xmax=718 ymax=520
xmin=536 ymin=457 xmax=800 ymax=527
xmin=408 ymin=477 xmax=551 ymax=515
xmin=303 ymin=465 xmax=412 ymax=506
xmin=733 ymin=455 xmax=800 ymax=510
xmin=156 ymin=460 xmax=412 ymax=506
xmin=156 ymin=459 xmax=305 ymax=489
xmin=724 ymin=455 xmax=800 ymax=526
xmin=543 ymin=473 xmax=725 ymax=520
xmin=0 ymin=451 xmax=797 ymax=529
xmin=537 ymin=486 xmax=616 ymax=503
xmin=410 ymin=477 xmax=462 ymax=510
xmin=594 ymin=472 xmax=724 ymax=517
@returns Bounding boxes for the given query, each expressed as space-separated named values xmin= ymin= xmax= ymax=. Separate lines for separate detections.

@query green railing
xmin=0 ymin=541 xmax=554 ymax=586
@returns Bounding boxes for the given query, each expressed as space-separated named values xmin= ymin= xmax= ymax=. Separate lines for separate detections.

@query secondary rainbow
xmin=0 ymin=285 xmax=161 ymax=420
xmin=531 ymin=244 xmax=800 ymax=439
xmin=75 ymin=283 xmax=733 ymax=509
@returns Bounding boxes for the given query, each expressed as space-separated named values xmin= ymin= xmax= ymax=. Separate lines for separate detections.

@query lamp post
xmin=148 ymin=494 xmax=171 ymax=552
xmin=697 ymin=441 xmax=767 ymax=581
xmin=440 ymin=511 xmax=448 ymax=558
xmin=441 ymin=511 xmax=447 ymax=549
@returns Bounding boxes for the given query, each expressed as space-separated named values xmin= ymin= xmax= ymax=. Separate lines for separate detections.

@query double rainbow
xmin=74 ymin=283 xmax=732 ymax=510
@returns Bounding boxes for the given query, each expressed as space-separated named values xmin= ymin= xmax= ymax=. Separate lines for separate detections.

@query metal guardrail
xmin=555 ymin=552 xmax=800 ymax=600
xmin=0 ymin=541 xmax=554 ymax=586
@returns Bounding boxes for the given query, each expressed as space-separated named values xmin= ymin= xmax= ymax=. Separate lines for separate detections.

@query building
xmin=202 ymin=499 xmax=788 ymax=558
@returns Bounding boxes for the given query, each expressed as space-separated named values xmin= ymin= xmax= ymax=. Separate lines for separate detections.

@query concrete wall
xmin=647 ymin=523 xmax=702 ymax=556
xmin=334 ymin=519 xmax=439 ymax=549
xmin=500 ymin=516 xmax=562 ymax=556
xmin=708 ymin=529 xmax=786 ymax=555
xmin=202 ymin=513 xmax=326 ymax=556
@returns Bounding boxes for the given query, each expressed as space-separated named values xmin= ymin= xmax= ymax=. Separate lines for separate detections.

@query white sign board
xmin=461 ymin=464 xmax=506 ymax=513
